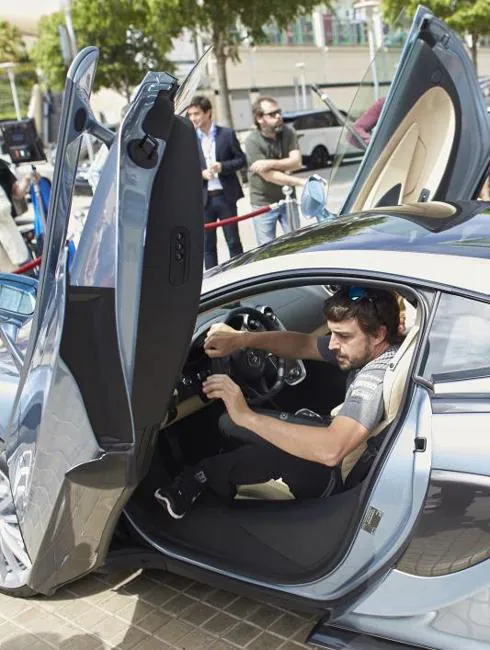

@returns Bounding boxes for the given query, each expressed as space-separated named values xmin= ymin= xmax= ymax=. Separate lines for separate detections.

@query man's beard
xmin=336 ymin=347 xmax=372 ymax=371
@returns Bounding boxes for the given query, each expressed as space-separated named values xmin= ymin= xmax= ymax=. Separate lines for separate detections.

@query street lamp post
xmin=60 ymin=0 xmax=78 ymax=59
xmin=354 ymin=0 xmax=382 ymax=100
xmin=295 ymin=62 xmax=307 ymax=110
xmin=0 ymin=63 xmax=22 ymax=121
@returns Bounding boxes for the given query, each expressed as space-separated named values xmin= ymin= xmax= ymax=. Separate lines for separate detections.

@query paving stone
xmin=118 ymin=599 xmax=160 ymax=625
xmin=155 ymin=618 xmax=195 ymax=644
xmin=205 ymin=590 xmax=238 ymax=610
xmin=225 ymin=597 xmax=260 ymax=619
xmin=132 ymin=636 xmax=171 ymax=650
xmin=161 ymin=593 xmax=196 ymax=616
xmin=72 ymin=604 xmax=109 ymax=629
xmin=222 ymin=621 xmax=262 ymax=647
xmin=202 ymin=612 xmax=237 ymax=636
xmin=0 ymin=633 xmax=55 ymax=650
xmin=246 ymin=605 xmax=283 ymax=629
xmin=107 ymin=625 xmax=150 ymax=650
xmin=247 ymin=631 xmax=285 ymax=650
xmin=97 ymin=592 xmax=135 ymax=617
xmin=207 ymin=642 xmax=237 ymax=650
xmin=58 ymin=633 xmax=106 ymax=650
xmin=64 ymin=576 xmax=110 ymax=600
xmin=13 ymin=608 xmax=68 ymax=636
xmin=269 ymin=613 xmax=309 ymax=639
xmin=0 ymin=595 xmax=33 ymax=618
xmin=184 ymin=582 xmax=216 ymax=601
xmin=135 ymin=609 xmax=172 ymax=635
xmin=120 ymin=574 xmax=159 ymax=598
xmin=181 ymin=602 xmax=218 ymax=626
xmin=88 ymin=612 xmax=132 ymax=644
xmin=163 ymin=574 xmax=195 ymax=592
xmin=174 ymin=627 xmax=216 ymax=650
xmin=140 ymin=583 xmax=177 ymax=608
xmin=278 ymin=641 xmax=309 ymax=650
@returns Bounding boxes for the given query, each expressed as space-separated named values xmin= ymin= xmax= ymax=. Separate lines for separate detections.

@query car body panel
xmin=1 ymin=48 xmax=204 ymax=594
xmin=202 ymin=202 xmax=490 ymax=299
xmin=338 ymin=6 xmax=490 ymax=214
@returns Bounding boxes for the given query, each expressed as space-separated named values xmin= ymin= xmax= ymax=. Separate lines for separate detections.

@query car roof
xmin=203 ymin=201 xmax=490 ymax=296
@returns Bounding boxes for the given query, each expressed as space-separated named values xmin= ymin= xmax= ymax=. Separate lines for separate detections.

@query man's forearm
xmin=267 ymin=156 xmax=301 ymax=173
xmin=260 ymin=169 xmax=305 ymax=188
xmin=241 ymin=330 xmax=321 ymax=360
xmin=241 ymin=411 xmax=338 ymax=466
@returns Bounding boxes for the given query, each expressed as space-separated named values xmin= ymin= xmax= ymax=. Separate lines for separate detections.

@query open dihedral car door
xmin=5 ymin=48 xmax=204 ymax=595
xmin=339 ymin=5 xmax=490 ymax=214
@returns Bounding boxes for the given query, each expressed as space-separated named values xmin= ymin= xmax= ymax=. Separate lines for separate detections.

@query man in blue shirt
xmin=188 ymin=96 xmax=246 ymax=269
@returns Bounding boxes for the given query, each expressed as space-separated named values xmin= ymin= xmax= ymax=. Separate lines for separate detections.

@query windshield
xmin=325 ymin=10 xmax=414 ymax=214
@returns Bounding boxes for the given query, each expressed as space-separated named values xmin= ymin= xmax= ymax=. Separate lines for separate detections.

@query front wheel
xmin=0 ymin=455 xmax=36 ymax=597
xmin=309 ymin=145 xmax=330 ymax=170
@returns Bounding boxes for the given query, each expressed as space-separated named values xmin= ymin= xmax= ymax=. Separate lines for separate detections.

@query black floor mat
xmin=125 ymin=469 xmax=362 ymax=584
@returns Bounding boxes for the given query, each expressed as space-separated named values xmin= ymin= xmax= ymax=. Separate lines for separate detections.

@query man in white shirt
xmin=187 ymin=96 xmax=246 ymax=269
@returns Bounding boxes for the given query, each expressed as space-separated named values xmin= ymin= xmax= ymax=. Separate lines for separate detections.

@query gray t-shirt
xmin=245 ymin=125 xmax=299 ymax=206
xmin=317 ymin=335 xmax=400 ymax=431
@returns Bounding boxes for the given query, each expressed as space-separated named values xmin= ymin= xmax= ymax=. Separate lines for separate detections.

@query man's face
xmin=187 ymin=105 xmax=212 ymax=130
xmin=327 ymin=317 xmax=379 ymax=371
xmin=257 ymin=100 xmax=283 ymax=135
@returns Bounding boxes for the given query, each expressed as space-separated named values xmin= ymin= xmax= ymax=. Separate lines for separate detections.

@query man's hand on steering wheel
xmin=204 ymin=323 xmax=244 ymax=358
xmin=202 ymin=374 xmax=251 ymax=426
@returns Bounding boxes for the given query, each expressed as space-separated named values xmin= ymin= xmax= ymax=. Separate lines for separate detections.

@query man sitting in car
xmin=155 ymin=287 xmax=403 ymax=519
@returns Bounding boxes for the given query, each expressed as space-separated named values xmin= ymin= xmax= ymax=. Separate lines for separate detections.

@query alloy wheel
xmin=0 ymin=460 xmax=31 ymax=590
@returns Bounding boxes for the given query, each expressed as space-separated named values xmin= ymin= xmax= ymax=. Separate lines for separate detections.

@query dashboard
xmin=163 ymin=285 xmax=329 ymax=427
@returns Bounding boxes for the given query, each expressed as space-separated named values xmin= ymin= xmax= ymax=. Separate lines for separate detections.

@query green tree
xmin=147 ymin=0 xmax=330 ymax=127
xmin=0 ymin=20 xmax=36 ymax=120
xmin=382 ymin=0 xmax=490 ymax=70
xmin=31 ymin=0 xmax=179 ymax=101
xmin=0 ymin=20 xmax=28 ymax=63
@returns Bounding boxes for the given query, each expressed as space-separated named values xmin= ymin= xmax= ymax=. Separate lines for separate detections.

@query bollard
xmin=282 ymin=185 xmax=301 ymax=232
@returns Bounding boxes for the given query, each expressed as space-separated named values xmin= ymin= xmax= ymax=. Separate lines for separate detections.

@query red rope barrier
xmin=13 ymin=257 xmax=42 ymax=275
xmin=12 ymin=204 xmax=282 ymax=272
xmin=204 ymin=204 xmax=276 ymax=230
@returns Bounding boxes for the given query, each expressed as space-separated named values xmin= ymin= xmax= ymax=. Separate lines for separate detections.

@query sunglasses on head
xmin=345 ymin=287 xmax=381 ymax=319
xmin=262 ymin=109 xmax=282 ymax=118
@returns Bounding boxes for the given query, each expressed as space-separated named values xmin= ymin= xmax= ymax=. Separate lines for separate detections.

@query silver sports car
xmin=0 ymin=6 xmax=489 ymax=650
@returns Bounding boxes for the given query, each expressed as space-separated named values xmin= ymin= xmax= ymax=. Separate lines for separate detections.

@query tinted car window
xmin=290 ymin=112 xmax=338 ymax=130
xmin=422 ymin=294 xmax=490 ymax=380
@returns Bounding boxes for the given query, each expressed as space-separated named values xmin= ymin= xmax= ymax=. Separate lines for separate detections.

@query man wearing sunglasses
xmin=155 ymin=287 xmax=404 ymax=519
xmin=245 ymin=96 xmax=306 ymax=246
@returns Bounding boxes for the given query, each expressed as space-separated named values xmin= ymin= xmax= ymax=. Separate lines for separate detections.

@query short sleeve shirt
xmin=245 ymin=125 xmax=299 ymax=206
xmin=0 ymin=160 xmax=16 ymax=216
xmin=317 ymin=335 xmax=399 ymax=429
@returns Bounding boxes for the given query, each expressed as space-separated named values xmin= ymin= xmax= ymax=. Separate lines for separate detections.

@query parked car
xmin=283 ymin=107 xmax=361 ymax=169
xmin=0 ymin=7 xmax=490 ymax=650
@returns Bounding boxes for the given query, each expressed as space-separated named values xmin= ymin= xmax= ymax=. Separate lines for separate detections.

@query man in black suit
xmin=187 ymin=96 xmax=246 ymax=269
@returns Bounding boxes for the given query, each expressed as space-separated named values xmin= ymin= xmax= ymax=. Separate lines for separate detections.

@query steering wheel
xmin=211 ymin=306 xmax=286 ymax=406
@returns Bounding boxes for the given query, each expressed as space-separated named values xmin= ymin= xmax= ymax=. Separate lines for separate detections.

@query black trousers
xmin=198 ymin=410 xmax=336 ymax=500
xmin=204 ymin=193 xmax=243 ymax=269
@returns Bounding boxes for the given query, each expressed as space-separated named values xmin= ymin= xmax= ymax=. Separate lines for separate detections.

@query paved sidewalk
xmin=0 ymin=569 xmax=316 ymax=649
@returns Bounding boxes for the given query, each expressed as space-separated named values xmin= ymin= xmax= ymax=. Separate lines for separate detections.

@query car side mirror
xmin=300 ymin=175 xmax=335 ymax=222
xmin=0 ymin=274 xmax=37 ymax=370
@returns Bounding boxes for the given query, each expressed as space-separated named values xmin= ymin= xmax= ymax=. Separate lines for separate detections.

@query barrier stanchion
xmin=282 ymin=186 xmax=301 ymax=232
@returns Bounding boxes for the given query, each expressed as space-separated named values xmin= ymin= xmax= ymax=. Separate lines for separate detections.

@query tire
xmin=0 ymin=454 xmax=37 ymax=597
xmin=309 ymin=145 xmax=330 ymax=170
